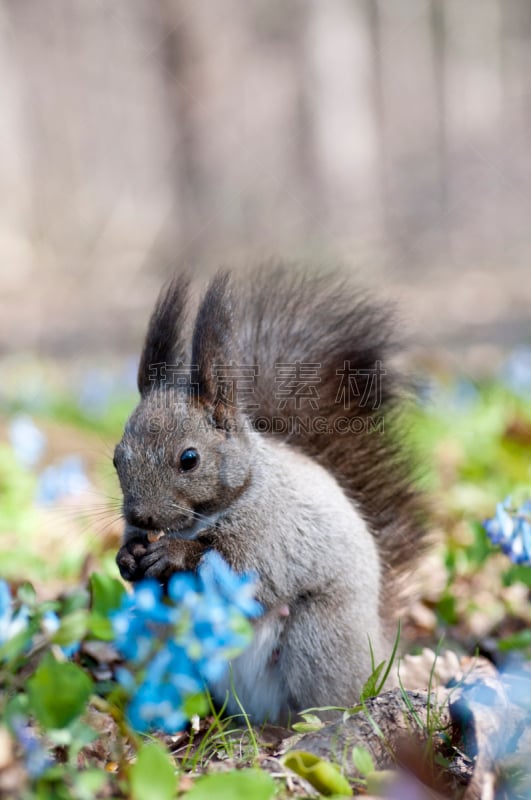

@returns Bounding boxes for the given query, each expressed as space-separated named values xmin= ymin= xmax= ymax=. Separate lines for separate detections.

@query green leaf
xmin=0 ymin=625 xmax=34 ymax=663
xmin=60 ymin=587 xmax=90 ymax=615
xmin=89 ymin=573 xmax=126 ymax=617
xmin=360 ymin=661 xmax=385 ymax=701
xmin=436 ymin=592 xmax=458 ymax=625
xmin=351 ymin=746 xmax=374 ymax=777
xmin=27 ymin=653 xmax=93 ymax=730
xmin=66 ymin=717 xmax=99 ymax=755
xmin=470 ymin=522 xmax=493 ymax=565
xmin=291 ymin=713 xmax=324 ymax=733
xmin=498 ymin=629 xmax=531 ymax=653
xmin=73 ymin=768 xmax=107 ymax=800
xmin=87 ymin=612 xmax=114 ymax=641
xmin=503 ymin=564 xmax=531 ymax=588
xmin=185 ymin=769 xmax=276 ymax=800
xmin=47 ymin=728 xmax=73 ymax=747
xmin=130 ymin=741 xmax=177 ymax=800
xmin=182 ymin=691 xmax=209 ymax=719
xmin=5 ymin=692 xmax=30 ymax=725
xmin=52 ymin=609 xmax=88 ymax=646
xmin=87 ymin=573 xmax=126 ymax=640
xmin=283 ymin=751 xmax=352 ymax=797
xmin=17 ymin=582 xmax=37 ymax=608
xmin=34 ymin=770 xmax=74 ymax=800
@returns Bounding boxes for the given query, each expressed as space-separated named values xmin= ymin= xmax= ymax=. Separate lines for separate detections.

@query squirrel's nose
xmin=127 ymin=508 xmax=159 ymax=531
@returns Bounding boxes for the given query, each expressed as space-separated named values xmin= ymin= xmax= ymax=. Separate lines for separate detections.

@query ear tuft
xmin=137 ymin=274 xmax=190 ymax=395
xmin=191 ymin=271 xmax=234 ymax=415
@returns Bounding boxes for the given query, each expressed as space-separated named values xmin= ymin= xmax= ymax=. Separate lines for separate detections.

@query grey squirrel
xmin=114 ymin=266 xmax=426 ymax=724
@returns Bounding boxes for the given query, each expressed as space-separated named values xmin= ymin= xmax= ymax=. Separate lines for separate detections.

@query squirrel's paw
xmin=139 ymin=536 xmax=204 ymax=582
xmin=116 ymin=537 xmax=148 ymax=582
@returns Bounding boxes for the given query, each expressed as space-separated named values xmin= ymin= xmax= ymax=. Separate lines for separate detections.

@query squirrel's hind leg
xmin=277 ymin=592 xmax=385 ymax=717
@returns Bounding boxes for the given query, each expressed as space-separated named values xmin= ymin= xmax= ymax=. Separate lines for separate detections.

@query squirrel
xmin=114 ymin=265 xmax=426 ymax=724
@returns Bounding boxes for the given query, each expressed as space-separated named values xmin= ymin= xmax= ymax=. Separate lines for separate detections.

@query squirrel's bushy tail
xmin=144 ymin=264 xmax=427 ymax=611
xmin=233 ymin=264 xmax=427 ymax=608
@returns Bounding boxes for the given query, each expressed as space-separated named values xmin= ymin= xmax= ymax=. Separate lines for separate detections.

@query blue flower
xmin=36 ymin=456 xmax=91 ymax=506
xmin=127 ymin=680 xmax=188 ymax=733
xmin=112 ymin=608 xmax=154 ymax=664
xmin=197 ymin=550 xmax=263 ymax=619
xmin=116 ymin=637 xmax=204 ymax=732
xmin=0 ymin=580 xmax=29 ymax=648
xmin=134 ymin=580 xmax=176 ymax=624
xmin=111 ymin=579 xmax=179 ymax=664
xmin=12 ymin=717 xmax=52 ymax=779
xmin=77 ymin=369 xmax=115 ymax=418
xmin=419 ymin=377 xmax=479 ymax=414
xmin=8 ymin=415 xmax=46 ymax=468
xmin=41 ymin=611 xmax=60 ymax=635
xmin=166 ymin=573 xmax=200 ymax=605
xmin=61 ymin=641 xmax=81 ymax=658
xmin=162 ymin=640 xmax=203 ymax=696
xmin=168 ymin=552 xmax=261 ymax=682
xmin=111 ymin=553 xmax=261 ymax=732
xmin=500 ymin=347 xmax=531 ymax=397
xmin=483 ymin=498 xmax=531 ymax=565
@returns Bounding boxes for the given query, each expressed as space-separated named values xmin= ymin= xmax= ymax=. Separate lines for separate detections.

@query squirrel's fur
xmin=115 ymin=265 xmax=426 ymax=723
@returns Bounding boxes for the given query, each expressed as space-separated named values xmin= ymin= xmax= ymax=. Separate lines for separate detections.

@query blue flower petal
xmin=198 ymin=551 xmax=262 ymax=618
xmin=519 ymin=517 xmax=531 ymax=562
xmin=483 ymin=499 xmax=531 ymax=565
xmin=8 ymin=415 xmax=46 ymax=468
xmin=495 ymin=502 xmax=514 ymax=542
xmin=36 ymin=456 xmax=90 ymax=506
xmin=0 ymin=582 xmax=30 ymax=647
xmin=41 ymin=611 xmax=60 ymax=636
xmin=168 ymin=573 xmax=199 ymax=603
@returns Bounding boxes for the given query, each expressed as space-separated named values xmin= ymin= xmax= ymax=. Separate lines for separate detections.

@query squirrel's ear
xmin=191 ymin=271 xmax=234 ymax=424
xmin=137 ymin=274 xmax=189 ymax=395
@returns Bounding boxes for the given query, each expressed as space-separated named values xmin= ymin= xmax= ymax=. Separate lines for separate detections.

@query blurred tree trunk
xmin=1 ymin=0 xmax=531 ymax=353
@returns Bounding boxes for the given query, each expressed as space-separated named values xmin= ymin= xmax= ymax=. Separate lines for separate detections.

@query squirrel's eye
xmin=180 ymin=448 xmax=200 ymax=472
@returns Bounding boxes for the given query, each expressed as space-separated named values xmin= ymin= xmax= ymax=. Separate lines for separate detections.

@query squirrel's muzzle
xmin=125 ymin=507 xmax=160 ymax=532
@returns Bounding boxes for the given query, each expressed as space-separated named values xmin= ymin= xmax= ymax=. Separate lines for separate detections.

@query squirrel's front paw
xmin=139 ymin=537 xmax=204 ymax=582
xmin=116 ymin=537 xmax=148 ymax=582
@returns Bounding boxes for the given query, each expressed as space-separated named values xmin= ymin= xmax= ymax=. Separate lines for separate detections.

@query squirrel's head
xmin=114 ymin=273 xmax=254 ymax=536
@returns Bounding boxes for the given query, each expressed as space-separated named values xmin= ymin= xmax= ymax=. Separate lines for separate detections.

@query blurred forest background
xmin=0 ymin=0 xmax=530 ymax=361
